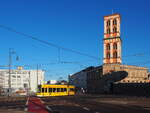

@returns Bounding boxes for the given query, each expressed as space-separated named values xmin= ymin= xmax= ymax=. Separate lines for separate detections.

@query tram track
xmin=0 ymin=97 xmax=27 ymax=113
xmin=40 ymin=95 xmax=150 ymax=113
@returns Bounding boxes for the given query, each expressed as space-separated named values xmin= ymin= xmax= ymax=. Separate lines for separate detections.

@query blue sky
xmin=0 ymin=0 xmax=150 ymax=81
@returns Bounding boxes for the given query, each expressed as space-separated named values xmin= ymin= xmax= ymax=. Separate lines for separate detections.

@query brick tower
xmin=103 ymin=14 xmax=122 ymax=64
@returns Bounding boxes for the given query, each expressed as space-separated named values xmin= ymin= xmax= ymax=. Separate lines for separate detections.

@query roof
xmin=104 ymin=13 xmax=120 ymax=18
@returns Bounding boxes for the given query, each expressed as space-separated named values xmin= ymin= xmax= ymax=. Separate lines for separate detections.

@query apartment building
xmin=0 ymin=67 xmax=44 ymax=93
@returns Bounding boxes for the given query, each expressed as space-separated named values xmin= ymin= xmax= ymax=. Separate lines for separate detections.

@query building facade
xmin=69 ymin=67 xmax=94 ymax=90
xmin=103 ymin=14 xmax=122 ymax=64
xmin=0 ymin=67 xmax=45 ymax=93
xmin=103 ymin=64 xmax=149 ymax=83
xmin=87 ymin=64 xmax=149 ymax=93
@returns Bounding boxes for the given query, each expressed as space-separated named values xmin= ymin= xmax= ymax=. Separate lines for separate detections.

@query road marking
xmin=39 ymin=98 xmax=45 ymax=104
xmin=46 ymin=106 xmax=52 ymax=111
xmin=24 ymin=97 xmax=29 ymax=111
xmin=24 ymin=108 xmax=28 ymax=111
xmin=39 ymin=98 xmax=53 ymax=112
xmin=83 ymin=107 xmax=90 ymax=111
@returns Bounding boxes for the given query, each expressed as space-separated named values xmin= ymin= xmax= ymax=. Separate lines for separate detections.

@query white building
xmin=0 ymin=67 xmax=45 ymax=93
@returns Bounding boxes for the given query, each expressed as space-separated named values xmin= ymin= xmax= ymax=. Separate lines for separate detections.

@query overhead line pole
xmin=37 ymin=64 xmax=39 ymax=92
xmin=8 ymin=48 xmax=12 ymax=96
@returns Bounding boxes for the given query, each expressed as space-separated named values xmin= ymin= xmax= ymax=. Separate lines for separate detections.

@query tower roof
xmin=104 ymin=13 xmax=121 ymax=20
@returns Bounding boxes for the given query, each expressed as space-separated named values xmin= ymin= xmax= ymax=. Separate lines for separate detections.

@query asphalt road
xmin=0 ymin=95 xmax=150 ymax=113
xmin=41 ymin=95 xmax=150 ymax=113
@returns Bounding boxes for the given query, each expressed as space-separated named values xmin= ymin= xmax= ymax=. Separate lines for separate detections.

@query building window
xmin=113 ymin=27 xmax=117 ymax=33
xmin=107 ymin=20 xmax=110 ymax=26
xmin=107 ymin=28 xmax=111 ymax=34
xmin=106 ymin=52 xmax=110 ymax=59
xmin=113 ymin=19 xmax=117 ymax=25
xmin=113 ymin=52 xmax=117 ymax=58
xmin=113 ymin=43 xmax=117 ymax=49
xmin=17 ymin=76 xmax=21 ymax=78
xmin=12 ymin=75 xmax=16 ymax=78
xmin=106 ymin=44 xmax=110 ymax=50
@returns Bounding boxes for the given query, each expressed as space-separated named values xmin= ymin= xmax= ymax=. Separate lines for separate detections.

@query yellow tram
xmin=36 ymin=84 xmax=75 ymax=97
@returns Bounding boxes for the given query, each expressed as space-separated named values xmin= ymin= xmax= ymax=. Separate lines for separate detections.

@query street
xmin=0 ymin=95 xmax=150 ymax=113
xmin=41 ymin=95 xmax=150 ymax=113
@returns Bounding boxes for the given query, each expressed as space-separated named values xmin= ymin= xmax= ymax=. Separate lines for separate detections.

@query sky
xmin=0 ymin=0 xmax=150 ymax=81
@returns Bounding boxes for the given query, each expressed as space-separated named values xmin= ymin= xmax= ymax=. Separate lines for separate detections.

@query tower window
xmin=113 ymin=19 xmax=117 ymax=25
xmin=106 ymin=52 xmax=110 ymax=59
xmin=106 ymin=44 xmax=110 ymax=50
xmin=113 ymin=43 xmax=117 ymax=49
xmin=113 ymin=52 xmax=117 ymax=58
xmin=107 ymin=20 xmax=110 ymax=26
xmin=113 ymin=27 xmax=117 ymax=33
xmin=107 ymin=28 xmax=111 ymax=34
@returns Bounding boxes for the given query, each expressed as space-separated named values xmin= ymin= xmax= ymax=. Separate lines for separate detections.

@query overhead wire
xmin=1 ymin=25 xmax=149 ymax=69
xmin=0 ymin=25 xmax=100 ymax=60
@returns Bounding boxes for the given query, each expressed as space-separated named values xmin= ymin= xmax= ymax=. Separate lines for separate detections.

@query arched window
xmin=113 ymin=19 xmax=117 ymax=25
xmin=113 ymin=27 xmax=117 ymax=33
xmin=107 ymin=28 xmax=111 ymax=34
xmin=106 ymin=44 xmax=110 ymax=50
xmin=107 ymin=20 xmax=110 ymax=26
xmin=113 ymin=52 xmax=117 ymax=58
xmin=106 ymin=52 xmax=110 ymax=59
xmin=113 ymin=43 xmax=117 ymax=49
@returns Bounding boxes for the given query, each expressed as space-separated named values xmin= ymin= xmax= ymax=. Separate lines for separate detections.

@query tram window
xmin=42 ymin=88 xmax=44 ymax=93
xmin=48 ymin=88 xmax=52 ymax=92
xmin=45 ymin=88 xmax=47 ymax=93
xmin=53 ymin=88 xmax=56 ymax=92
xmin=64 ymin=88 xmax=67 ymax=92
xmin=57 ymin=88 xmax=60 ymax=92
xmin=61 ymin=88 xmax=64 ymax=92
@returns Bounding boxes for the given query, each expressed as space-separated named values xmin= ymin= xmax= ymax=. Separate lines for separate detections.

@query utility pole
xmin=8 ymin=48 xmax=18 ymax=96
xmin=8 ymin=48 xmax=12 ymax=96
xmin=67 ymin=75 xmax=70 ymax=95
xmin=28 ymin=71 xmax=31 ymax=96
xmin=37 ymin=64 xmax=39 ymax=92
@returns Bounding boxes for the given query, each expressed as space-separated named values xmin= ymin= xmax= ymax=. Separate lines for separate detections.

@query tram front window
xmin=37 ymin=85 xmax=41 ymax=93
xmin=37 ymin=88 xmax=41 ymax=93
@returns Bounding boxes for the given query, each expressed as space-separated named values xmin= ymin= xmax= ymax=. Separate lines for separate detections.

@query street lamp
xmin=8 ymin=48 xmax=19 ymax=96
